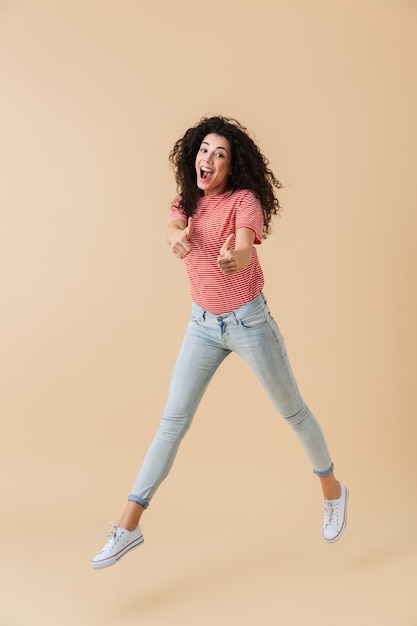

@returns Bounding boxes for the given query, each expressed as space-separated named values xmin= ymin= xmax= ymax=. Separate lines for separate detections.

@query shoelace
xmin=323 ymin=500 xmax=338 ymax=526
xmin=98 ymin=521 xmax=119 ymax=542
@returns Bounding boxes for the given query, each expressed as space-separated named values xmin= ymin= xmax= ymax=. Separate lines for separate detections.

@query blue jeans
xmin=128 ymin=293 xmax=333 ymax=508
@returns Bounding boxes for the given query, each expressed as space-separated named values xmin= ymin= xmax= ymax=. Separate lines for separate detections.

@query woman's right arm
xmin=167 ymin=217 xmax=193 ymax=259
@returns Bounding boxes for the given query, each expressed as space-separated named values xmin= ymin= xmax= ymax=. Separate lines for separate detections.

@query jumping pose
xmin=91 ymin=116 xmax=348 ymax=569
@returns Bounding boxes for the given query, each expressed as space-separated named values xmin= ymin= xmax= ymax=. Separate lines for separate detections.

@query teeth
xmin=201 ymin=168 xmax=212 ymax=180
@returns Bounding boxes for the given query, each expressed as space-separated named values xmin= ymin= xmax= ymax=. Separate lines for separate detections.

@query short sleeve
xmin=168 ymin=199 xmax=187 ymax=223
xmin=235 ymin=190 xmax=264 ymax=244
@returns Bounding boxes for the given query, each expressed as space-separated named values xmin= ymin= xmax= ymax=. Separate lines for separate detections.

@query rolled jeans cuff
xmin=128 ymin=494 xmax=149 ymax=508
xmin=314 ymin=463 xmax=334 ymax=477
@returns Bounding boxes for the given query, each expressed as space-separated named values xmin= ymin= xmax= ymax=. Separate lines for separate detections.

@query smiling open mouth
xmin=200 ymin=168 xmax=213 ymax=180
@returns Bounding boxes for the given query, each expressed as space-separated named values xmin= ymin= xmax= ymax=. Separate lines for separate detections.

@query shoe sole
xmin=91 ymin=535 xmax=144 ymax=569
xmin=323 ymin=487 xmax=349 ymax=543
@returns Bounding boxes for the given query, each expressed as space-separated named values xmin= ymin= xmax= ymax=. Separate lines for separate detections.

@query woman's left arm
xmin=217 ymin=227 xmax=255 ymax=275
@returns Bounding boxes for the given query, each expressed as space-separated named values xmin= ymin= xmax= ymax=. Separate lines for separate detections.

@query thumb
xmin=220 ymin=233 xmax=235 ymax=255
xmin=185 ymin=216 xmax=194 ymax=239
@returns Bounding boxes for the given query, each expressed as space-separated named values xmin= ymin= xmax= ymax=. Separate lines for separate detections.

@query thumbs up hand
xmin=170 ymin=217 xmax=194 ymax=260
xmin=217 ymin=233 xmax=238 ymax=275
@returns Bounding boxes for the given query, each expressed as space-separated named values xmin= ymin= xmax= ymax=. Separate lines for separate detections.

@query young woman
xmin=91 ymin=116 xmax=348 ymax=569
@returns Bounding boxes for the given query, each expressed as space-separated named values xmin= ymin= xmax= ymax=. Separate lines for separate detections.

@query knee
xmin=156 ymin=413 xmax=192 ymax=441
xmin=283 ymin=403 xmax=311 ymax=431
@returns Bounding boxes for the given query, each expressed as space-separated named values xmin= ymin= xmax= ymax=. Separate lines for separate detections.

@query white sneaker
xmin=323 ymin=483 xmax=349 ymax=543
xmin=91 ymin=521 xmax=144 ymax=569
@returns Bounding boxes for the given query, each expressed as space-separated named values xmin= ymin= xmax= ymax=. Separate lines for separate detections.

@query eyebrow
xmin=202 ymin=141 xmax=229 ymax=153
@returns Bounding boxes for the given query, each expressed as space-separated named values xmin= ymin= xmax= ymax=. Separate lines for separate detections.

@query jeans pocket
xmin=191 ymin=313 xmax=206 ymax=326
xmin=238 ymin=308 xmax=268 ymax=329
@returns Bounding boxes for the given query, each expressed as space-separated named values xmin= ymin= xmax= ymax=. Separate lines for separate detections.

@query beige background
xmin=1 ymin=1 xmax=416 ymax=624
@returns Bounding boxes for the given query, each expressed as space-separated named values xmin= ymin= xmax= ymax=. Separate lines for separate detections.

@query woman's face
xmin=195 ymin=133 xmax=232 ymax=196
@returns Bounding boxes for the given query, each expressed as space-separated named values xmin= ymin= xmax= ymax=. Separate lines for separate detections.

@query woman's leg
xmin=91 ymin=312 xmax=230 ymax=568
xmin=122 ymin=314 xmax=230 ymax=525
xmin=319 ymin=473 xmax=342 ymax=499
xmin=229 ymin=298 xmax=334 ymax=480
xmin=226 ymin=295 xmax=348 ymax=540
xmin=227 ymin=295 xmax=349 ymax=542
xmin=118 ymin=501 xmax=145 ymax=531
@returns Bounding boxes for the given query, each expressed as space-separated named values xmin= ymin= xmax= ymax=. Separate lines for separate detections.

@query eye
xmin=215 ymin=152 xmax=225 ymax=158
xmin=200 ymin=147 xmax=207 ymax=153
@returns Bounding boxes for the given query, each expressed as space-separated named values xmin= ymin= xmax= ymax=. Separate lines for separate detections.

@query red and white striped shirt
xmin=169 ymin=189 xmax=264 ymax=314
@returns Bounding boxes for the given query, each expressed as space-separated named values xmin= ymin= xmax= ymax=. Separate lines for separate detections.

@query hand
xmin=170 ymin=217 xmax=194 ymax=259
xmin=217 ymin=233 xmax=238 ymax=275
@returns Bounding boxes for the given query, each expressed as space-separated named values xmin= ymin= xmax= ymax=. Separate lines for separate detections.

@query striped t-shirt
xmin=169 ymin=189 xmax=264 ymax=314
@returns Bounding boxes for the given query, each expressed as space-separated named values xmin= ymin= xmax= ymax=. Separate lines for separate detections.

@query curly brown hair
xmin=169 ymin=116 xmax=282 ymax=238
